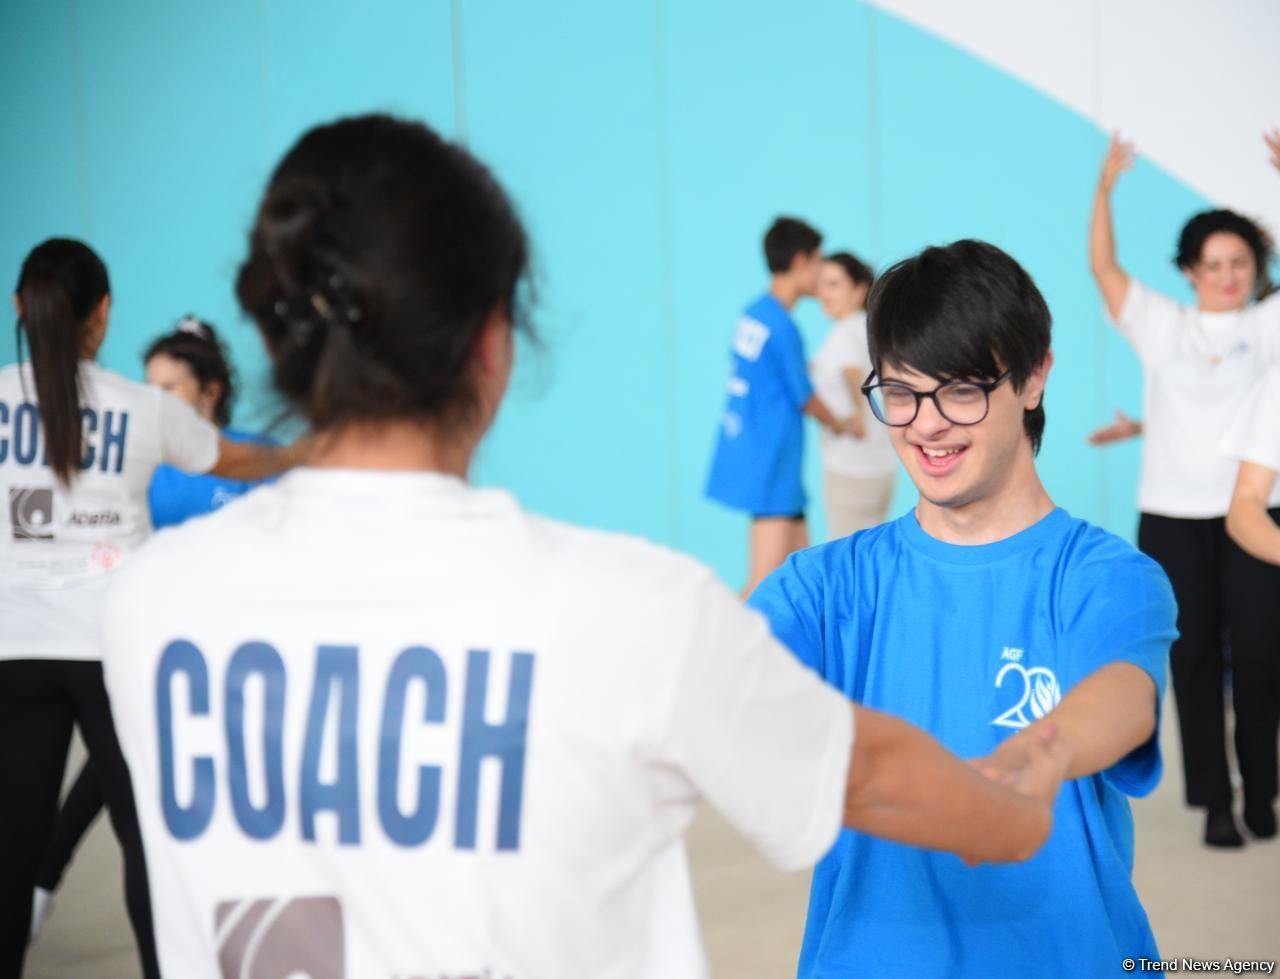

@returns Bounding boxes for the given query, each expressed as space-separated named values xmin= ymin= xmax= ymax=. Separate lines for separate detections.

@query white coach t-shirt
xmin=1221 ymin=364 xmax=1280 ymax=472
xmin=101 ymin=469 xmax=854 ymax=979
xmin=0 ymin=360 xmax=219 ymax=660
xmin=1109 ymin=281 xmax=1280 ymax=517
xmin=810 ymin=312 xmax=896 ymax=477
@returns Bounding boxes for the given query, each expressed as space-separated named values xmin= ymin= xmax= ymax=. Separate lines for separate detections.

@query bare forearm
xmin=804 ymin=395 xmax=840 ymax=431
xmin=1090 ymin=189 xmax=1130 ymax=319
xmin=209 ymin=438 xmax=306 ymax=482
xmin=1004 ymin=663 xmax=1155 ymax=781
xmin=1227 ymin=492 xmax=1280 ymax=565
xmin=845 ymin=706 xmax=1051 ymax=863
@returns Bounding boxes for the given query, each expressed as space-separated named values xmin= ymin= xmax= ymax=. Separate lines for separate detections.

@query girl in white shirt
xmin=811 ymin=252 xmax=897 ymax=537
xmin=1088 ymin=133 xmax=1280 ymax=847
xmin=0 ymin=239 xmax=301 ymax=977
xmin=97 ymin=114 xmax=1065 ymax=979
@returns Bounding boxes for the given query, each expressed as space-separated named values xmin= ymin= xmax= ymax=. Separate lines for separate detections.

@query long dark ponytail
xmin=14 ymin=239 xmax=110 ymax=486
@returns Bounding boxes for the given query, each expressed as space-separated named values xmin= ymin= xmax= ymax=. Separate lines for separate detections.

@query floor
xmin=23 ymin=694 xmax=1280 ymax=977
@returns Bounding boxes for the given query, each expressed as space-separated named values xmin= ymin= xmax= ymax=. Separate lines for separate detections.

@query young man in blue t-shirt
xmin=750 ymin=240 xmax=1178 ymax=978
xmin=706 ymin=216 xmax=853 ymax=596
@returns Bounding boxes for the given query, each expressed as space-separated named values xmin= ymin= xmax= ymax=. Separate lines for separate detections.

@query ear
xmin=200 ymin=380 xmax=224 ymax=415
xmin=12 ymin=294 xmax=21 ymax=320
xmin=473 ymin=305 xmax=513 ymax=377
xmin=92 ymin=293 xmax=111 ymax=328
xmin=1024 ymin=351 xmax=1054 ymax=410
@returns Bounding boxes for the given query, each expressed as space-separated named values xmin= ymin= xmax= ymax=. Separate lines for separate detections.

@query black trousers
xmin=0 ymin=660 xmax=159 ymax=979
xmin=36 ymin=760 xmax=104 ymax=891
xmin=1138 ymin=512 xmax=1280 ymax=810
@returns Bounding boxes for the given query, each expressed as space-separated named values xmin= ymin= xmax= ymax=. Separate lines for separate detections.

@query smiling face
xmin=1185 ymin=231 xmax=1257 ymax=312
xmin=879 ymin=358 xmax=1050 ymax=511
xmin=817 ymin=261 xmax=868 ymax=319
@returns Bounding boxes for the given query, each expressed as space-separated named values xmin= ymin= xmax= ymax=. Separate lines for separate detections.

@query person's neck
xmin=769 ymin=275 xmax=804 ymax=310
xmin=915 ymin=460 xmax=1055 ymax=546
xmin=308 ymin=420 xmax=476 ymax=477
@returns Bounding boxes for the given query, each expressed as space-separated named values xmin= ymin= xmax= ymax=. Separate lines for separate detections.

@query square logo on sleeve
xmin=214 ymin=896 xmax=344 ymax=978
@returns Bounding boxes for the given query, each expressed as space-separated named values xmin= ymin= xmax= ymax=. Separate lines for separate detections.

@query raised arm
xmin=1226 ymin=461 xmax=1280 ymax=565
xmin=974 ymin=662 xmax=1156 ymax=785
xmin=1090 ymin=135 xmax=1135 ymax=320
xmin=208 ymin=435 xmax=309 ymax=482
xmin=842 ymin=704 xmax=1065 ymax=864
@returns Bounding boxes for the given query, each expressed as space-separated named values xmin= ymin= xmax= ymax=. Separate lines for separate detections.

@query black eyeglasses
xmin=860 ymin=370 xmax=1013 ymax=427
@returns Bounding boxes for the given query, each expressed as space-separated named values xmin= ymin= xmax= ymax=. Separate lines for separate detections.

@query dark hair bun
xmin=236 ymin=114 xmax=531 ymax=432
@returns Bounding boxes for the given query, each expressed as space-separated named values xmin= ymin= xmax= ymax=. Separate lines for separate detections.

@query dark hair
xmin=866 ymin=239 xmax=1052 ymax=454
xmin=13 ymin=238 xmax=110 ymax=486
xmin=236 ymin=114 xmax=531 ymax=432
xmin=1175 ymin=209 xmax=1274 ymax=299
xmin=825 ymin=251 xmax=875 ymax=290
xmin=143 ymin=316 xmax=235 ymax=427
xmin=764 ymin=217 xmax=822 ymax=273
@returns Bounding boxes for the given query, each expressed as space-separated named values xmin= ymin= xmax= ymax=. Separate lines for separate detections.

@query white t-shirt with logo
xmin=810 ymin=313 xmax=897 ymax=477
xmin=100 ymin=469 xmax=854 ymax=979
xmin=0 ymin=360 xmax=219 ymax=660
xmin=1109 ymin=281 xmax=1280 ymax=517
xmin=1221 ymin=364 xmax=1280 ymax=472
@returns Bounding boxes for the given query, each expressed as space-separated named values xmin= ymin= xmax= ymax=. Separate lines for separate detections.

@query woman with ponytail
xmin=0 ymin=238 xmax=303 ymax=977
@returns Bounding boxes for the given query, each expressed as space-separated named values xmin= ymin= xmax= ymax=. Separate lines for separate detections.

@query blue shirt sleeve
xmin=748 ymin=551 xmax=827 ymax=675
xmin=1061 ymin=547 xmax=1178 ymax=797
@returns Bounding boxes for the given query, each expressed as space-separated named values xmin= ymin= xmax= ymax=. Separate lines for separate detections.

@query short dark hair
xmin=14 ymin=238 xmax=111 ymax=486
xmin=825 ymin=251 xmax=875 ymax=290
xmin=764 ymin=217 xmax=822 ymax=273
xmin=236 ymin=114 xmax=531 ymax=432
xmin=144 ymin=316 xmax=236 ymax=427
xmin=1175 ymin=209 xmax=1274 ymax=299
xmin=866 ymin=240 xmax=1052 ymax=454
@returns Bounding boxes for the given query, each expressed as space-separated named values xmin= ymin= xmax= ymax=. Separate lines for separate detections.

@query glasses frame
xmin=859 ymin=369 xmax=1014 ymax=427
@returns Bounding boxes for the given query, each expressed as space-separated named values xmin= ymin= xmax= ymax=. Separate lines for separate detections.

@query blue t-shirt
xmin=749 ymin=507 xmax=1177 ymax=978
xmin=705 ymin=293 xmax=814 ymax=516
xmin=148 ymin=427 xmax=276 ymax=530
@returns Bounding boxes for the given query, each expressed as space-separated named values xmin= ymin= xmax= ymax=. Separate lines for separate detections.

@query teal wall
xmin=0 ymin=0 xmax=1212 ymax=584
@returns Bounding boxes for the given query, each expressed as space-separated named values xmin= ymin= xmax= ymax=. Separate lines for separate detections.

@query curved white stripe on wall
xmin=868 ymin=0 xmax=1280 ymax=238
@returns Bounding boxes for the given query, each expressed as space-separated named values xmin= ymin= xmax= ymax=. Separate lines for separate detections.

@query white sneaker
xmin=29 ymin=887 xmax=55 ymax=943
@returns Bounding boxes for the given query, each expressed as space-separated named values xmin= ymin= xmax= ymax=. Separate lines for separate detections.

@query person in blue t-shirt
xmin=28 ymin=316 xmax=277 ymax=940
xmin=750 ymin=240 xmax=1179 ymax=978
xmin=706 ymin=217 xmax=854 ymax=595
xmin=143 ymin=317 xmax=278 ymax=528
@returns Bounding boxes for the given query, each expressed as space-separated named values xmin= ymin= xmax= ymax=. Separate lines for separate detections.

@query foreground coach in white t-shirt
xmin=0 ymin=239 xmax=301 ymax=977
xmin=101 ymin=115 xmax=1065 ymax=979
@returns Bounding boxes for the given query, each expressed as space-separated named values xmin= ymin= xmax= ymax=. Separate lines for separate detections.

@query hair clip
xmin=176 ymin=315 xmax=208 ymax=338
xmin=310 ymin=292 xmax=335 ymax=320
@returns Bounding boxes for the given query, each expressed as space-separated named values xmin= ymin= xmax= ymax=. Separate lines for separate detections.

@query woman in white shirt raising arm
xmin=1088 ymin=131 xmax=1280 ymax=847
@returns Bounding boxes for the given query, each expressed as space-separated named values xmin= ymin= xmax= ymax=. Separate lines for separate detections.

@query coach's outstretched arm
xmin=843 ymin=705 xmax=1066 ymax=865
xmin=208 ymin=433 xmax=310 ymax=482
xmin=972 ymin=663 xmax=1157 ymax=786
